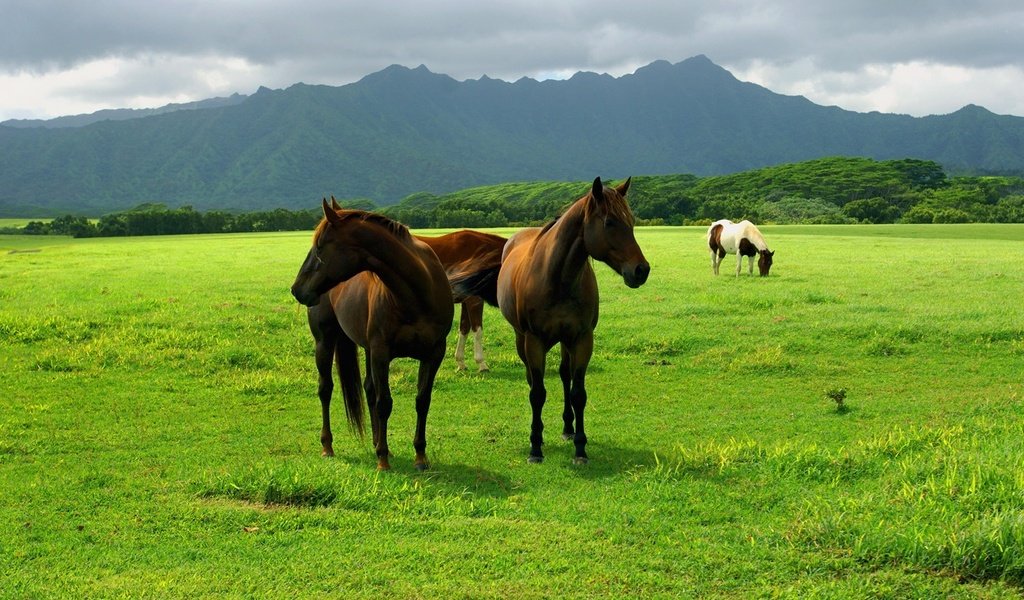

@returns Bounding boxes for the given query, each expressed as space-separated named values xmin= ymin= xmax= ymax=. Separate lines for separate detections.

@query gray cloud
xmin=2 ymin=0 xmax=1023 ymax=119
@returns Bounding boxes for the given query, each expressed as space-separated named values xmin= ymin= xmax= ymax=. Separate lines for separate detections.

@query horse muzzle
xmin=291 ymin=283 xmax=320 ymax=307
xmin=622 ymin=262 xmax=650 ymax=288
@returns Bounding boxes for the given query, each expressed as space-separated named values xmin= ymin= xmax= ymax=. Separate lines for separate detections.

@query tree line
xmin=10 ymin=157 xmax=1024 ymax=238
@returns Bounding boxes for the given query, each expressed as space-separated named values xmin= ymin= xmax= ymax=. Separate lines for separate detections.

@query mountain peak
xmin=2 ymin=57 xmax=1021 ymax=216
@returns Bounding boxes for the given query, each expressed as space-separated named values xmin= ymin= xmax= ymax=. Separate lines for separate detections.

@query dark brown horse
xmin=415 ymin=230 xmax=506 ymax=372
xmin=453 ymin=177 xmax=650 ymax=464
xmin=328 ymin=198 xmax=506 ymax=372
xmin=290 ymin=199 xmax=454 ymax=470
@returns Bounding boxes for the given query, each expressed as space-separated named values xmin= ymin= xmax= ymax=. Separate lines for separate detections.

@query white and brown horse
xmin=707 ymin=219 xmax=775 ymax=277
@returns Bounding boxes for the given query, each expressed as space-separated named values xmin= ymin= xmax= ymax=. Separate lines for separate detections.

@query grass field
xmin=2 ymin=224 xmax=1024 ymax=598
xmin=0 ymin=219 xmax=48 ymax=229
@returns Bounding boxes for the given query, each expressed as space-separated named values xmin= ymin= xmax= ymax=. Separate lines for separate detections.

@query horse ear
xmin=322 ymin=198 xmax=342 ymax=224
xmin=330 ymin=195 xmax=342 ymax=211
xmin=591 ymin=177 xmax=604 ymax=202
xmin=615 ymin=177 xmax=631 ymax=197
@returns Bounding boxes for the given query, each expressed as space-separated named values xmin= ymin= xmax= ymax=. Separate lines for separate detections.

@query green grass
xmin=0 ymin=218 xmax=56 ymax=228
xmin=2 ymin=225 xmax=1024 ymax=597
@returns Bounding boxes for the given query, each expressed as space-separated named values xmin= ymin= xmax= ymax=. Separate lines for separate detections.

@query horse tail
xmin=450 ymin=265 xmax=500 ymax=307
xmin=334 ymin=332 xmax=365 ymax=436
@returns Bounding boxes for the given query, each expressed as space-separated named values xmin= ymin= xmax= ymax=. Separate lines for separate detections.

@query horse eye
xmin=604 ymin=218 xmax=616 ymax=228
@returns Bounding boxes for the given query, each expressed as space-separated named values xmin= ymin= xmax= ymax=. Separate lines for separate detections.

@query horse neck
xmin=748 ymin=230 xmax=769 ymax=252
xmin=535 ymin=201 xmax=591 ymax=288
xmin=352 ymin=224 xmax=439 ymax=311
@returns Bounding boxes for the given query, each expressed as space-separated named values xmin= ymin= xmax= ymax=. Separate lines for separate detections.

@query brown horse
xmin=453 ymin=177 xmax=650 ymax=464
xmin=415 ymin=230 xmax=506 ymax=372
xmin=328 ymin=198 xmax=505 ymax=372
xmin=290 ymin=199 xmax=454 ymax=470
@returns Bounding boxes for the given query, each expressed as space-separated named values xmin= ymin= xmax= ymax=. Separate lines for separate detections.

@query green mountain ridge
xmin=2 ymin=55 xmax=1023 ymax=216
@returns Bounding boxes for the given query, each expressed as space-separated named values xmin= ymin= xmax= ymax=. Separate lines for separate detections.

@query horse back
xmin=417 ymin=230 xmax=506 ymax=267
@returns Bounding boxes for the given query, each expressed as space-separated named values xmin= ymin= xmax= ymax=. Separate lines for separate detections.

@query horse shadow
xmin=370 ymin=454 xmax=515 ymax=500
xmin=515 ymin=439 xmax=662 ymax=481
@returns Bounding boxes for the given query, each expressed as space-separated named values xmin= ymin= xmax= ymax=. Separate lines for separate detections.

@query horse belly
xmin=390 ymin=321 xmax=449 ymax=360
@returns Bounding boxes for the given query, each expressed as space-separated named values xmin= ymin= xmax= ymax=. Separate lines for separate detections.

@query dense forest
xmin=9 ymin=157 xmax=1024 ymax=238
xmin=383 ymin=157 xmax=1024 ymax=227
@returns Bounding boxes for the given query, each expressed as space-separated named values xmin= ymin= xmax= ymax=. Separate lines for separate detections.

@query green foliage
xmin=8 ymin=157 xmax=1024 ymax=235
xmin=825 ymin=387 xmax=848 ymax=413
xmin=378 ymin=158 xmax=1024 ymax=227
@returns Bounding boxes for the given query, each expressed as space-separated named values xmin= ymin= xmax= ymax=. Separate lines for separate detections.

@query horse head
xmin=757 ymin=249 xmax=775 ymax=277
xmin=582 ymin=177 xmax=650 ymax=288
xmin=290 ymin=198 xmax=367 ymax=306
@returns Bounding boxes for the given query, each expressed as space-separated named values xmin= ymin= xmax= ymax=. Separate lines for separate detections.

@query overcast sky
xmin=2 ymin=1 xmax=1023 ymax=122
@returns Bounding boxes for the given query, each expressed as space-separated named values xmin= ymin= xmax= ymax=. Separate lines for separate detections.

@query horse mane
xmin=738 ymin=220 xmax=770 ymax=252
xmin=582 ymin=184 xmax=635 ymax=225
xmin=313 ymin=209 xmax=412 ymax=246
xmin=536 ymin=182 xmax=635 ymax=234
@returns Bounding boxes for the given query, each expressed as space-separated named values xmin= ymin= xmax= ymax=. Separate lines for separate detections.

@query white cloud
xmin=0 ymin=54 xmax=266 ymax=120
xmin=729 ymin=60 xmax=1024 ymax=117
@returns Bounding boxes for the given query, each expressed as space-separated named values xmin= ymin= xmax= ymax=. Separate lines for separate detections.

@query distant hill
xmin=2 ymin=55 xmax=1023 ymax=217
xmin=0 ymin=94 xmax=248 ymax=129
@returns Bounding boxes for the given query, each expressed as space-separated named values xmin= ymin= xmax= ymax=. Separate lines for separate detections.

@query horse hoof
xmin=414 ymin=462 xmax=429 ymax=472
xmin=561 ymin=433 xmax=574 ymax=441
xmin=478 ymin=366 xmax=490 ymax=373
xmin=376 ymin=460 xmax=392 ymax=471
xmin=527 ymin=455 xmax=544 ymax=464
xmin=573 ymin=456 xmax=589 ymax=466
xmin=321 ymin=449 xmax=335 ymax=458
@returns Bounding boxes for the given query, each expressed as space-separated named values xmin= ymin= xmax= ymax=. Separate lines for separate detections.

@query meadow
xmin=1 ymin=224 xmax=1023 ymax=598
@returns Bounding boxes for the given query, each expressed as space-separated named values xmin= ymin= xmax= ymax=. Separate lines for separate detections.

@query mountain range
xmin=2 ymin=55 xmax=1023 ymax=216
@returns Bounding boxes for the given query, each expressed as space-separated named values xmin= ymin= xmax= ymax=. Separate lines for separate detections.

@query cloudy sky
xmin=2 ymin=1 xmax=1023 ymax=122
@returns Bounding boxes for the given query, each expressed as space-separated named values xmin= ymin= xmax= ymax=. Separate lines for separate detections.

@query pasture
xmin=1 ymin=224 xmax=1023 ymax=597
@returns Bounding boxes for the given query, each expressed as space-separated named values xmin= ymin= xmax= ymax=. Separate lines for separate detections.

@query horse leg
xmin=412 ymin=348 xmax=444 ymax=471
xmin=473 ymin=327 xmax=488 ymax=372
xmin=567 ymin=333 xmax=593 ymax=464
xmin=559 ymin=344 xmax=574 ymax=441
xmin=309 ymin=304 xmax=340 ymax=457
xmin=314 ymin=331 xmax=337 ymax=457
xmin=362 ymin=352 xmax=380 ymax=450
xmin=467 ymin=296 xmax=489 ymax=372
xmin=517 ymin=332 xmax=548 ymax=463
xmin=735 ymin=252 xmax=743 ymax=277
xmin=710 ymin=248 xmax=719 ymax=275
xmin=454 ymin=302 xmax=470 ymax=371
xmin=368 ymin=351 xmax=394 ymax=471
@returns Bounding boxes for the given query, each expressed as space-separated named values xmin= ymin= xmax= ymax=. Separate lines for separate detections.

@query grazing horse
xmin=415 ymin=231 xmax=507 ymax=372
xmin=290 ymin=199 xmax=454 ymax=470
xmin=707 ymin=219 xmax=775 ymax=277
xmin=453 ymin=177 xmax=650 ymax=464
